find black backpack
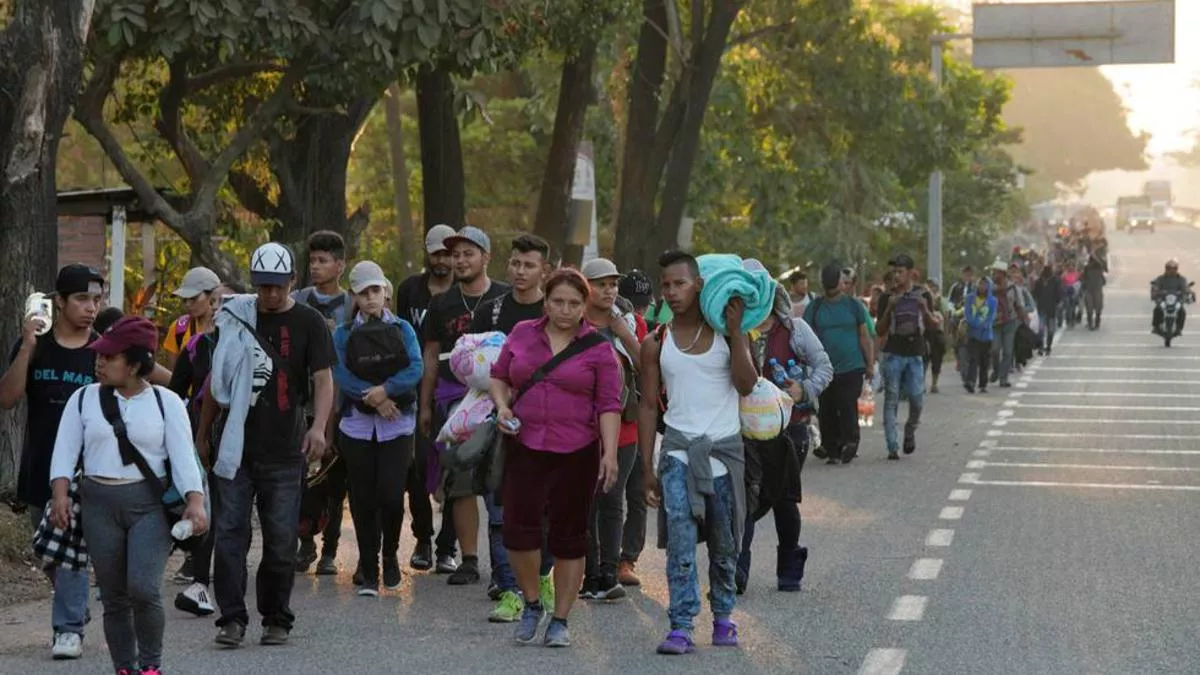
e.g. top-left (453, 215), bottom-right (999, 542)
top-left (344, 318), bottom-right (415, 411)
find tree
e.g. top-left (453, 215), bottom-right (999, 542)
top-left (612, 0), bottom-right (747, 274)
top-left (1002, 68), bottom-right (1148, 201)
top-left (0, 0), bottom-right (96, 490)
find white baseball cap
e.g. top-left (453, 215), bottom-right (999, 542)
top-left (250, 242), bottom-right (295, 286)
top-left (348, 261), bottom-right (389, 294)
top-left (425, 224), bottom-right (457, 254)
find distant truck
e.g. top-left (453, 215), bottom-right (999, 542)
top-left (1117, 195), bottom-right (1153, 230)
top-left (1143, 180), bottom-right (1173, 223)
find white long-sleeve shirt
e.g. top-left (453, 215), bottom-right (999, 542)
top-left (50, 383), bottom-right (205, 498)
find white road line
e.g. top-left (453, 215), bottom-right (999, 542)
top-left (972, 450), bottom-right (991, 457)
top-left (988, 429), bottom-right (1200, 440)
top-left (888, 595), bottom-right (928, 621)
top-left (948, 489), bottom-right (972, 501)
top-left (987, 445), bottom-right (1200, 455)
top-left (959, 472), bottom-right (980, 482)
top-left (979, 439), bottom-right (998, 448)
top-left (1001, 418), bottom-right (1200, 425)
top-left (1037, 366), bottom-right (1200, 373)
top-left (1050, 355), bottom-right (1200, 360)
top-left (960, 478), bottom-right (1200, 492)
top-left (939, 506), bottom-right (964, 520)
top-left (1008, 402), bottom-right (1200, 412)
top-left (859, 648), bottom-right (907, 675)
top-left (908, 558), bottom-right (944, 580)
top-left (926, 529), bottom-right (955, 546)
top-left (966, 459), bottom-right (987, 468)
top-left (974, 460), bottom-right (1200, 472)
top-left (1019, 378), bottom-right (1199, 385)
top-left (1015, 391), bottom-right (1200, 399)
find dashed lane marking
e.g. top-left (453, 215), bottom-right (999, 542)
top-left (986, 445), bottom-right (1200, 455)
top-left (939, 506), bottom-right (964, 520)
top-left (999, 417), bottom-right (1200, 425)
top-left (908, 559), bottom-right (944, 580)
top-left (887, 596), bottom-right (928, 621)
top-left (925, 529), bottom-right (954, 547)
top-left (958, 478), bottom-right (1200, 492)
top-left (1006, 402), bottom-right (1200, 412)
top-left (1017, 378), bottom-right (1199, 385)
top-left (1036, 366), bottom-right (1200, 373)
top-left (988, 430), bottom-right (1200, 440)
top-left (972, 460), bottom-right (1200, 472)
top-left (859, 648), bottom-right (907, 675)
top-left (1014, 391), bottom-right (1200, 399)
top-left (948, 489), bottom-right (972, 501)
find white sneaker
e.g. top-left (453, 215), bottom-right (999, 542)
top-left (51, 632), bottom-right (83, 660)
top-left (174, 582), bottom-right (215, 616)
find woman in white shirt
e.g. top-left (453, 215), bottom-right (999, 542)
top-left (49, 316), bottom-right (206, 675)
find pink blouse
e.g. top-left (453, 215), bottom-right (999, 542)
top-left (491, 317), bottom-right (623, 453)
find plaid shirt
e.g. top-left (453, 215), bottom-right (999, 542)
top-left (30, 476), bottom-right (88, 570)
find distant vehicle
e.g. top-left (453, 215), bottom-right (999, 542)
top-left (1116, 195), bottom-right (1153, 230)
top-left (1126, 207), bottom-right (1155, 233)
top-left (1143, 180), bottom-right (1173, 223)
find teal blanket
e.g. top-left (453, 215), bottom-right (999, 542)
top-left (697, 253), bottom-right (775, 335)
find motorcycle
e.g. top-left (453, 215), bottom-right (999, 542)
top-left (1153, 281), bottom-right (1195, 348)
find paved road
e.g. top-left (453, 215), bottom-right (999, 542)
top-left (2, 227), bottom-right (1198, 674)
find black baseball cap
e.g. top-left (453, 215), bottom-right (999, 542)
top-left (888, 253), bottom-right (915, 269)
top-left (52, 264), bottom-right (105, 298)
top-left (619, 269), bottom-right (653, 305)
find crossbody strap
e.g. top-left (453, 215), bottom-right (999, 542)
top-left (97, 385), bottom-right (168, 492)
top-left (227, 313), bottom-right (291, 378)
top-left (510, 331), bottom-right (606, 408)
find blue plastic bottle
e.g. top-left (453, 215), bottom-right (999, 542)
top-left (786, 359), bottom-right (811, 411)
top-left (768, 358), bottom-right (788, 386)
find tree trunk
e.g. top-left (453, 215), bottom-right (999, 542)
top-left (383, 83), bottom-right (416, 263)
top-left (652, 2), bottom-right (740, 252)
top-left (416, 65), bottom-right (466, 230)
top-left (533, 39), bottom-right (599, 264)
top-left (612, 0), bottom-right (670, 274)
top-left (0, 0), bottom-right (94, 492)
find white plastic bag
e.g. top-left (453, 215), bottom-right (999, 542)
top-left (739, 377), bottom-right (793, 440)
top-left (449, 331), bottom-right (506, 391)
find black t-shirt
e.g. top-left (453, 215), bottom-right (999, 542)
top-left (470, 292), bottom-right (544, 336)
top-left (394, 272), bottom-right (437, 340)
top-left (243, 303), bottom-right (335, 460)
top-left (168, 331), bottom-right (216, 431)
top-left (876, 287), bottom-right (935, 357)
top-left (426, 281), bottom-right (510, 381)
top-left (8, 332), bottom-right (97, 506)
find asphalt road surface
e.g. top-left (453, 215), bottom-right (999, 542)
top-left (2, 226), bottom-right (1198, 674)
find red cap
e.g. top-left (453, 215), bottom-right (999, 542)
top-left (88, 316), bottom-right (159, 355)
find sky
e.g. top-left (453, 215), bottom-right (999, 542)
top-left (941, 0), bottom-right (1200, 158)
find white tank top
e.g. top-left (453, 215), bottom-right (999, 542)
top-left (660, 325), bottom-right (741, 476)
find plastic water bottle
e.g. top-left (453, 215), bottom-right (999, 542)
top-left (786, 360), bottom-right (810, 411)
top-left (857, 382), bottom-right (876, 427)
top-left (768, 358), bottom-right (788, 387)
top-left (171, 519), bottom-right (194, 541)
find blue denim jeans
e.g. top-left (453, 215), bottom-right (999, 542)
top-left (213, 460), bottom-right (303, 629)
top-left (882, 353), bottom-right (925, 452)
top-left (30, 503), bottom-right (90, 636)
top-left (483, 492), bottom-right (516, 592)
top-left (660, 455), bottom-right (737, 633)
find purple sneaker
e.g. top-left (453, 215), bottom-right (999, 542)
top-left (656, 630), bottom-right (695, 655)
top-left (712, 618), bottom-right (739, 647)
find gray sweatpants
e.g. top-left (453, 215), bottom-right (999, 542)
top-left (79, 478), bottom-right (172, 671)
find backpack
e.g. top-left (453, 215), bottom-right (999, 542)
top-left (344, 318), bottom-right (415, 413)
top-left (302, 288), bottom-right (351, 329)
top-left (889, 290), bottom-right (925, 338)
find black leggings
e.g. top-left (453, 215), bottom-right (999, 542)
top-left (925, 333), bottom-right (946, 377)
top-left (339, 431), bottom-right (414, 582)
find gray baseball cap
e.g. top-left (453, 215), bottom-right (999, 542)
top-left (173, 266), bottom-right (221, 299)
top-left (443, 225), bottom-right (491, 254)
top-left (348, 261), bottom-right (389, 294)
top-left (425, 224), bottom-right (457, 254)
top-left (581, 258), bottom-right (621, 280)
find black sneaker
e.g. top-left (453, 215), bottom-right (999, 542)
top-left (435, 554), bottom-right (458, 574)
top-left (260, 625), bottom-right (289, 646)
top-left (448, 560), bottom-right (480, 585)
top-left (578, 577), bottom-right (599, 600)
top-left (594, 574), bottom-right (627, 601)
top-left (840, 443), bottom-right (858, 464)
top-left (410, 541), bottom-right (433, 571)
top-left (315, 553), bottom-right (338, 575)
top-left (357, 581), bottom-right (380, 597)
top-left (295, 540), bottom-right (317, 574)
top-left (215, 622), bottom-right (246, 648)
top-left (903, 433), bottom-right (916, 455)
top-left (382, 557), bottom-right (402, 590)
top-left (887, 450), bottom-right (900, 460)
top-left (352, 564), bottom-right (365, 586)
top-left (812, 445), bottom-right (827, 460)
top-left (172, 553), bottom-right (195, 585)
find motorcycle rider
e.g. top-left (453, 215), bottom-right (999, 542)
top-left (1152, 259), bottom-right (1190, 337)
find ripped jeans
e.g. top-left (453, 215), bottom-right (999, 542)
top-left (660, 455), bottom-right (737, 633)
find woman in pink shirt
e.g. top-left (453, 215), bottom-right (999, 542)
top-left (490, 268), bottom-right (622, 648)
